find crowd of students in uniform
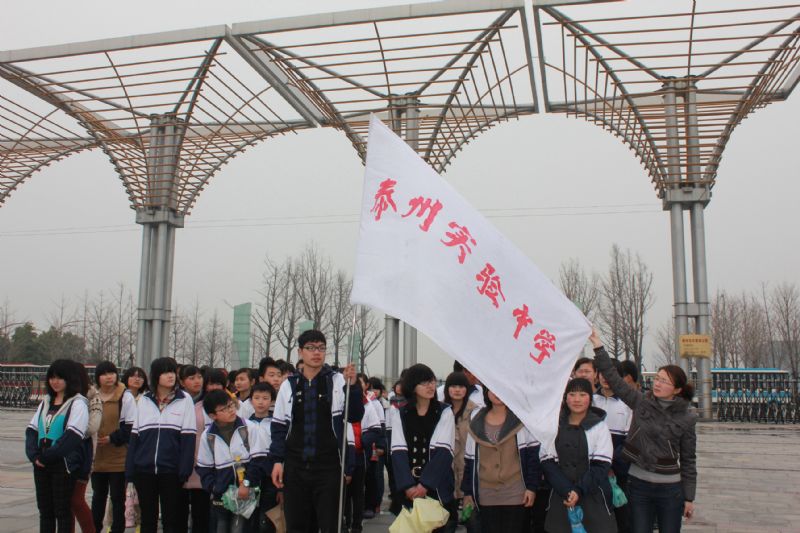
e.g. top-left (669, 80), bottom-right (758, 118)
top-left (26, 327), bottom-right (697, 533)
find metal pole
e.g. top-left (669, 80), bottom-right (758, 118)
top-left (663, 80), bottom-right (691, 375)
top-left (402, 101), bottom-right (420, 368)
top-left (136, 223), bottom-right (152, 368)
top-left (337, 309), bottom-right (359, 533)
top-left (161, 223), bottom-right (177, 358)
top-left (685, 82), bottom-right (713, 419)
top-left (150, 221), bottom-right (169, 358)
top-left (690, 202), bottom-right (712, 418)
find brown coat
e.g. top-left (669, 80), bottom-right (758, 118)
top-left (93, 382), bottom-right (128, 472)
top-left (452, 400), bottom-right (478, 499)
top-left (467, 409), bottom-right (524, 493)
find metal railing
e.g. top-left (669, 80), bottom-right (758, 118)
top-left (714, 386), bottom-right (800, 424)
top-left (0, 368), bottom-right (46, 408)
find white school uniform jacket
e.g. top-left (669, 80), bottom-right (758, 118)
top-left (593, 394), bottom-right (632, 435)
top-left (238, 398), bottom-right (254, 419)
top-left (248, 414), bottom-right (273, 453)
top-left (196, 417), bottom-right (268, 498)
top-left (125, 389), bottom-right (197, 481)
top-left (391, 402), bottom-right (456, 503)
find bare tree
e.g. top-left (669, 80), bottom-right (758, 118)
top-left (598, 245), bottom-right (655, 370)
top-left (771, 283), bottom-right (800, 380)
top-left (559, 258), bottom-right (601, 321)
top-left (86, 290), bottom-right (114, 363)
top-left (203, 310), bottom-right (229, 368)
top-left (296, 244), bottom-right (333, 330)
top-left (328, 270), bottom-right (354, 367)
top-left (354, 306), bottom-right (383, 373)
top-left (276, 258), bottom-right (301, 362)
top-left (654, 319), bottom-right (677, 368)
top-left (737, 292), bottom-right (771, 368)
top-left (47, 295), bottom-right (80, 334)
top-left (252, 257), bottom-right (283, 360)
top-left (185, 301), bottom-right (203, 366)
top-left (711, 290), bottom-right (741, 368)
top-left (169, 304), bottom-right (187, 363)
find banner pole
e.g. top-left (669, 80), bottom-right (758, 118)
top-left (337, 306), bottom-right (359, 533)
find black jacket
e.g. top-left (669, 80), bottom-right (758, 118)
top-left (594, 346), bottom-right (698, 501)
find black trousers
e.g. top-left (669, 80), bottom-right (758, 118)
top-left (34, 461), bottom-right (76, 533)
top-left (530, 487), bottom-right (550, 532)
top-left (344, 454), bottom-right (366, 531)
top-left (251, 487), bottom-right (278, 533)
top-left (283, 460), bottom-right (342, 533)
top-left (479, 505), bottom-right (528, 533)
top-left (364, 454), bottom-right (383, 512)
top-left (134, 472), bottom-right (182, 533)
top-left (176, 487), bottom-right (211, 533)
top-left (91, 471), bottom-right (126, 533)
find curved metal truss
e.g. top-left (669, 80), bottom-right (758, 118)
top-left (233, 4), bottom-right (537, 172)
top-left (0, 76), bottom-right (95, 205)
top-left (0, 0), bottom-right (798, 211)
top-left (536, 1), bottom-right (800, 195)
top-left (0, 27), bottom-right (311, 214)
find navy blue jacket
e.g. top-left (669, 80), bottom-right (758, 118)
top-left (125, 389), bottom-right (197, 482)
top-left (270, 365), bottom-right (364, 464)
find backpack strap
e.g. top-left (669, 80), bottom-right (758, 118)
top-left (237, 425), bottom-right (250, 454)
top-left (207, 432), bottom-right (216, 463)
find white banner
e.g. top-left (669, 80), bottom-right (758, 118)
top-left (351, 115), bottom-right (590, 449)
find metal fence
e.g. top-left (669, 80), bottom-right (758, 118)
top-left (4, 366), bottom-right (800, 424)
top-left (714, 387), bottom-right (800, 424)
top-left (0, 367), bottom-right (47, 408)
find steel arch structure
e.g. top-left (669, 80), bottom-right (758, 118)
top-left (0, 0), bottom-right (798, 418)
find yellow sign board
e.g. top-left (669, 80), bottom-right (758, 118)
top-left (679, 334), bottom-right (712, 358)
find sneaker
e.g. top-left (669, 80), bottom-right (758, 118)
top-left (362, 509), bottom-right (376, 520)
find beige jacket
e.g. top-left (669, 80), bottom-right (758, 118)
top-left (452, 400), bottom-right (478, 499)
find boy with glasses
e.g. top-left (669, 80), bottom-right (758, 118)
top-left (197, 390), bottom-right (269, 533)
top-left (270, 330), bottom-right (364, 532)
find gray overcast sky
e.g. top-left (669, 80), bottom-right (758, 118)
top-left (1, 1), bottom-right (798, 377)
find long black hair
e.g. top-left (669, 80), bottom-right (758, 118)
top-left (45, 359), bottom-right (83, 401)
top-left (443, 371), bottom-right (470, 420)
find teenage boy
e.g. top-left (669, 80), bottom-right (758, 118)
top-left (240, 360), bottom-right (282, 420)
top-left (258, 358), bottom-right (284, 391)
top-left (270, 329), bottom-right (364, 533)
top-left (572, 357), bottom-right (598, 386)
top-left (248, 382), bottom-right (278, 533)
top-left (196, 390), bottom-right (268, 533)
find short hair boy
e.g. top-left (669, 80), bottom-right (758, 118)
top-left (197, 390), bottom-right (268, 533)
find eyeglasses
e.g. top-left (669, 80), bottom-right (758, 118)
top-left (215, 402), bottom-right (236, 414)
top-left (653, 376), bottom-right (674, 387)
top-left (302, 344), bottom-right (326, 353)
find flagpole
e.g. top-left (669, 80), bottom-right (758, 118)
top-left (337, 306), bottom-right (359, 533)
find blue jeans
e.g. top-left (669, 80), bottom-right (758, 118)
top-left (212, 502), bottom-right (245, 533)
top-left (628, 476), bottom-right (685, 533)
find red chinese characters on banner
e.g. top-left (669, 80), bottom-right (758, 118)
top-left (512, 304), bottom-right (533, 340)
top-left (402, 196), bottom-right (443, 232)
top-left (475, 263), bottom-right (505, 308)
top-left (530, 329), bottom-right (557, 364)
top-left (440, 222), bottom-right (477, 264)
top-left (371, 178), bottom-right (398, 221)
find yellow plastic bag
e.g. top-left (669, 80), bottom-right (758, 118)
top-left (388, 507), bottom-right (419, 533)
top-left (388, 498), bottom-right (450, 533)
top-left (413, 497), bottom-right (450, 531)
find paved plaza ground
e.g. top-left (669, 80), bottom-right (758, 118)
top-left (2, 409), bottom-right (798, 532)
